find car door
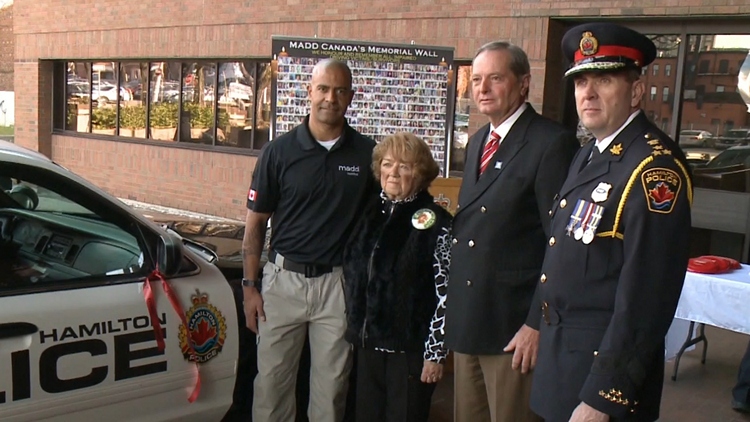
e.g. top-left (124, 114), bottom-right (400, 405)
top-left (0, 160), bottom-right (238, 421)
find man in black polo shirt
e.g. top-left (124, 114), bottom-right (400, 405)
top-left (242, 59), bottom-right (376, 422)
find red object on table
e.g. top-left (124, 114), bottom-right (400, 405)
top-left (687, 255), bottom-right (741, 274)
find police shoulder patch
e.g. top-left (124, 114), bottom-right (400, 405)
top-left (641, 167), bottom-right (682, 214)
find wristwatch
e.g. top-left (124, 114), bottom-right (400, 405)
top-left (242, 278), bottom-right (262, 291)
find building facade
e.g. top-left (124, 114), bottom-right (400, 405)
top-left (0, 2), bottom-right (11, 92)
top-left (12, 1), bottom-right (750, 221)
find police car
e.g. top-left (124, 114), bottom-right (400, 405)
top-left (0, 141), bottom-right (238, 421)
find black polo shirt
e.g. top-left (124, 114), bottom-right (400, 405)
top-left (247, 116), bottom-right (377, 266)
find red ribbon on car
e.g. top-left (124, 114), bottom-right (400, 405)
top-left (143, 270), bottom-right (202, 403)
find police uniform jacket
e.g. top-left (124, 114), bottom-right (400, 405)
top-left (529, 111), bottom-right (693, 421)
top-left (445, 105), bottom-right (578, 355)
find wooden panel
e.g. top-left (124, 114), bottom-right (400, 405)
top-left (429, 177), bottom-right (462, 215)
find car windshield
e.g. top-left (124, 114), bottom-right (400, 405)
top-left (705, 149), bottom-right (750, 168)
top-left (35, 186), bottom-right (97, 215)
top-left (5, 181), bottom-right (96, 215)
top-left (726, 130), bottom-right (749, 138)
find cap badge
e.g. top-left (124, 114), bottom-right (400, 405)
top-left (579, 31), bottom-right (599, 56)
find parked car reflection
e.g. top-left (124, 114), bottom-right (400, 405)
top-left (715, 129), bottom-right (750, 150)
top-left (698, 145), bottom-right (750, 169)
top-left (679, 130), bottom-right (713, 148)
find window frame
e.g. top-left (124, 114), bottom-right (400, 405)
top-left (0, 161), bottom-right (205, 297)
top-left (623, 19), bottom-right (750, 140)
top-left (53, 58), bottom-right (272, 156)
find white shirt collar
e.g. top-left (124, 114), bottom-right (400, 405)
top-left (594, 110), bottom-right (641, 153)
top-left (489, 102), bottom-right (528, 142)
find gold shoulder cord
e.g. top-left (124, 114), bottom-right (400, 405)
top-left (597, 156), bottom-right (692, 240)
top-left (674, 159), bottom-right (694, 205)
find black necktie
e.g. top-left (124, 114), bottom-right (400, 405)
top-left (580, 142), bottom-right (600, 173)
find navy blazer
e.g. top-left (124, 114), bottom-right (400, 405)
top-left (445, 104), bottom-right (579, 355)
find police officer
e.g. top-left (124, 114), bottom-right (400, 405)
top-left (529, 23), bottom-right (693, 422)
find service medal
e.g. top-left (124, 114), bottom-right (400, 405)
top-left (567, 199), bottom-right (587, 238)
top-left (582, 229), bottom-right (595, 244)
top-left (412, 208), bottom-right (436, 230)
top-left (574, 227), bottom-right (584, 240)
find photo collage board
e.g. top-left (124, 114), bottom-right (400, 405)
top-left (271, 36), bottom-right (456, 175)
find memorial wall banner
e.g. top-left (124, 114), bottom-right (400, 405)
top-left (271, 36), bottom-right (456, 174)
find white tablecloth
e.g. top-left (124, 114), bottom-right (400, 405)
top-left (675, 264), bottom-right (750, 335)
top-left (665, 264), bottom-right (750, 360)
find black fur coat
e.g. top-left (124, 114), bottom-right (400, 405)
top-left (343, 190), bottom-right (452, 352)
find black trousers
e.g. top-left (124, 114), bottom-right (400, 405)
top-left (355, 347), bottom-right (436, 422)
top-left (734, 339), bottom-right (750, 404)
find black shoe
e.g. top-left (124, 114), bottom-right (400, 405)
top-left (732, 399), bottom-right (750, 413)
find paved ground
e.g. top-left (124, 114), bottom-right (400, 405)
top-left (429, 326), bottom-right (750, 422)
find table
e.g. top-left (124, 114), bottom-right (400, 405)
top-left (668, 264), bottom-right (750, 380)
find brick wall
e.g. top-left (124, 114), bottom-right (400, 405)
top-left (0, 4), bottom-right (12, 91)
top-left (51, 135), bottom-right (258, 221)
top-left (11, 0), bottom-right (750, 218)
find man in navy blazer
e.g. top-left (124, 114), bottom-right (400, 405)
top-left (444, 41), bottom-right (578, 422)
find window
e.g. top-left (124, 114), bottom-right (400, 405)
top-left (0, 164), bottom-right (147, 292)
top-left (650, 86), bottom-right (657, 101)
top-left (652, 64), bottom-right (659, 76)
top-left (665, 64), bottom-right (672, 76)
top-left (119, 62), bottom-right (148, 138)
top-left (642, 66), bottom-right (648, 76)
top-left (680, 33), bottom-right (750, 176)
top-left (718, 59), bottom-right (729, 74)
top-left (65, 62), bottom-right (91, 133)
top-left (698, 60), bottom-right (710, 74)
top-left (662, 86), bottom-right (670, 102)
top-left (180, 61), bottom-right (216, 145)
top-left (54, 59), bottom-right (272, 151)
top-left (148, 62), bottom-right (179, 141)
top-left (450, 63), bottom-right (473, 174)
top-left (215, 62), bottom-right (272, 150)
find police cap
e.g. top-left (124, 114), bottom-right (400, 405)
top-left (562, 23), bottom-right (656, 77)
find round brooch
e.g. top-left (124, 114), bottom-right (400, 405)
top-left (412, 208), bottom-right (436, 230)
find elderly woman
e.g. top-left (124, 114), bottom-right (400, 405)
top-left (343, 132), bottom-right (452, 422)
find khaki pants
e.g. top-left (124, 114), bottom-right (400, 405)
top-left (454, 352), bottom-right (543, 422)
top-left (252, 261), bottom-right (352, 422)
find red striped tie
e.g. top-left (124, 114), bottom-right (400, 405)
top-left (479, 131), bottom-right (501, 175)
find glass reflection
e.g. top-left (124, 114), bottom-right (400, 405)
top-left (216, 61), bottom-right (255, 147)
top-left (180, 62), bottom-right (216, 144)
top-left (148, 61), bottom-right (180, 141)
top-left (89, 62), bottom-right (118, 136)
top-left (254, 63), bottom-right (272, 150)
top-left (65, 61), bottom-right (91, 133)
top-left (685, 34), bottom-right (750, 192)
top-left (450, 65), bottom-right (472, 173)
top-left (640, 35), bottom-right (680, 134)
top-left (118, 62), bottom-right (148, 138)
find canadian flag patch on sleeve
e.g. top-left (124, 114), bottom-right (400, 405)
top-left (248, 189), bottom-right (257, 201)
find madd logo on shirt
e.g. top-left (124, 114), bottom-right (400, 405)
top-left (338, 165), bottom-right (360, 176)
